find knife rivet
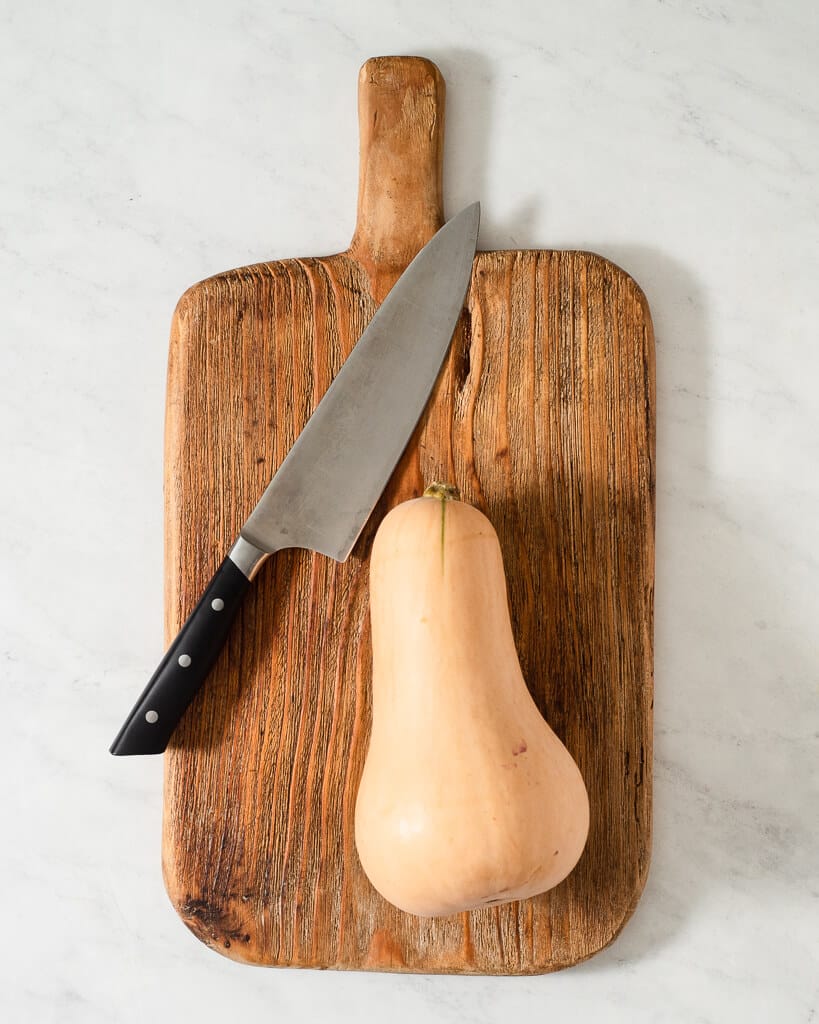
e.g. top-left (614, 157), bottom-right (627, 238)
top-left (178, 654), bottom-right (192, 668)
top-left (211, 598), bottom-right (225, 611)
top-left (145, 710), bottom-right (159, 724)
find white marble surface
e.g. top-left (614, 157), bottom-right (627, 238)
top-left (2, 0), bottom-right (817, 1019)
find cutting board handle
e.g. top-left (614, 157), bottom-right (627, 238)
top-left (350, 56), bottom-right (445, 269)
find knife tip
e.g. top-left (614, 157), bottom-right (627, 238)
top-left (449, 201), bottom-right (480, 244)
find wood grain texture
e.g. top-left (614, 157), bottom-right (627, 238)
top-left (162, 56), bottom-right (655, 974)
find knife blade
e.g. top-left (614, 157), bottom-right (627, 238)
top-left (110, 202), bottom-right (480, 756)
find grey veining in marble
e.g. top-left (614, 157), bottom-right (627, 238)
top-left (1, 0), bottom-right (817, 1021)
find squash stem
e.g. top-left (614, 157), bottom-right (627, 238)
top-left (423, 482), bottom-right (459, 571)
top-left (423, 482), bottom-right (459, 502)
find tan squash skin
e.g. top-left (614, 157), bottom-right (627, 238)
top-left (355, 488), bottom-right (590, 918)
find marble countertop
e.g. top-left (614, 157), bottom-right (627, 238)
top-left (2, 1), bottom-right (817, 1020)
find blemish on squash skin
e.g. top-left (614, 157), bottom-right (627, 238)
top-left (512, 741), bottom-right (528, 756)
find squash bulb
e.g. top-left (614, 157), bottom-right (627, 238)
top-left (355, 484), bottom-right (589, 918)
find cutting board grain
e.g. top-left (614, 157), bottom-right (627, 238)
top-left (162, 56), bottom-right (655, 974)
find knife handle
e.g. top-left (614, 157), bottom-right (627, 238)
top-left (110, 550), bottom-right (258, 756)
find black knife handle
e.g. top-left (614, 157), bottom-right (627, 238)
top-left (110, 554), bottom-right (254, 756)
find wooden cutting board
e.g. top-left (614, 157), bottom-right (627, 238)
top-left (162, 56), bottom-right (655, 974)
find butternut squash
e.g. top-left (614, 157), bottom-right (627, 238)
top-left (355, 484), bottom-right (590, 918)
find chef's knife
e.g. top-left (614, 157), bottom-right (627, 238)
top-left (110, 202), bottom-right (480, 756)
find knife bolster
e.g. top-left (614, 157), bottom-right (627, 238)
top-left (228, 536), bottom-right (269, 580)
